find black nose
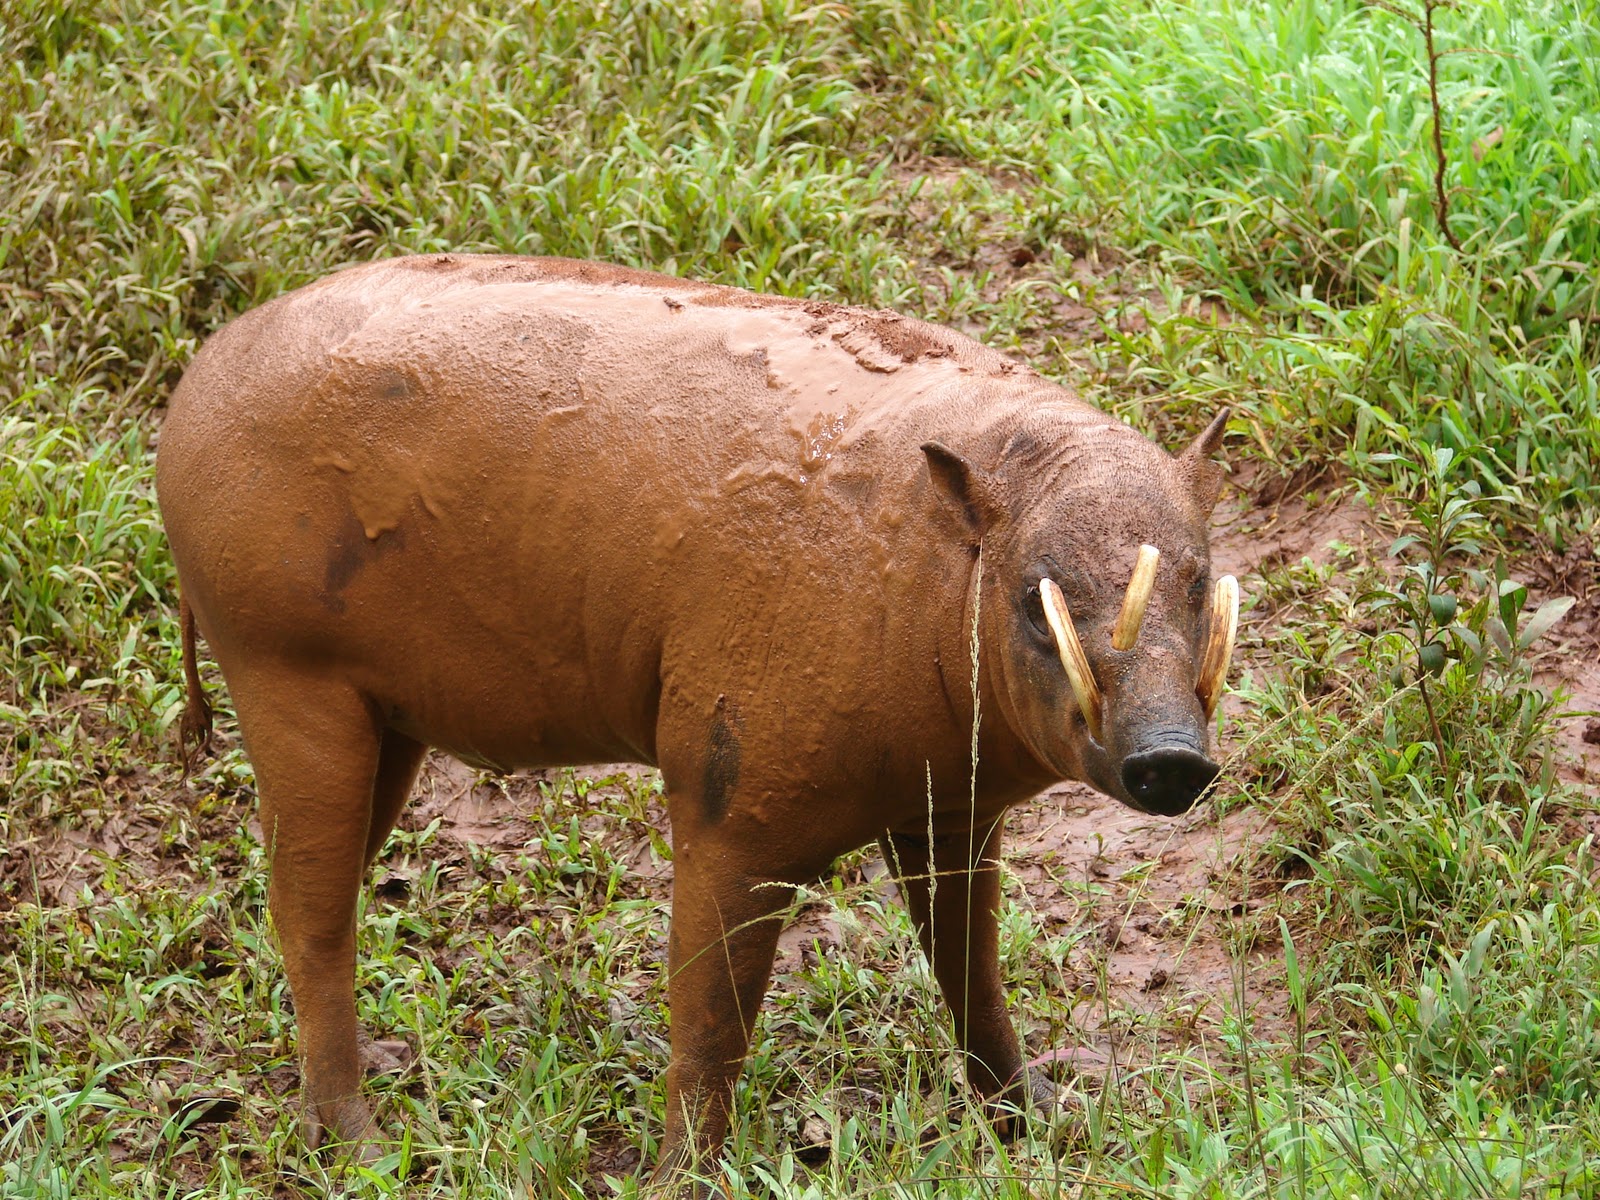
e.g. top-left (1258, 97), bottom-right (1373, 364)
top-left (1120, 748), bottom-right (1220, 816)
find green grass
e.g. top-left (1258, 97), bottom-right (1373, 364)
top-left (3, 0), bottom-right (1599, 1196)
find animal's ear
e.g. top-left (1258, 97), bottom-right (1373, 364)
top-left (922, 441), bottom-right (1001, 541)
top-left (1175, 408), bottom-right (1231, 514)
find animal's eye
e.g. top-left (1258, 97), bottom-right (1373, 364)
top-left (1023, 583), bottom-right (1050, 637)
top-left (1188, 576), bottom-right (1207, 607)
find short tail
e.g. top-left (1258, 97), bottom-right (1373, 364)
top-left (178, 596), bottom-right (214, 775)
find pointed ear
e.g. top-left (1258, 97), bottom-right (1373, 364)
top-left (1176, 408), bottom-right (1231, 514)
top-left (922, 441), bottom-right (1001, 541)
top-left (1183, 408), bottom-right (1231, 460)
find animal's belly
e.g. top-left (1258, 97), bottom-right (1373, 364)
top-left (335, 638), bottom-right (654, 770)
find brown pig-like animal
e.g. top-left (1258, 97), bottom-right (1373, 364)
top-left (156, 255), bottom-right (1238, 1184)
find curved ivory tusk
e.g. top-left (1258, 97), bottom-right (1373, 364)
top-left (1111, 544), bottom-right (1160, 651)
top-left (1040, 578), bottom-right (1104, 742)
top-left (1197, 575), bottom-right (1240, 718)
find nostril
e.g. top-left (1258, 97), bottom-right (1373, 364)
top-left (1119, 748), bottom-right (1220, 816)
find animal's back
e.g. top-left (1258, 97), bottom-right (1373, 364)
top-left (157, 255), bottom-right (1056, 777)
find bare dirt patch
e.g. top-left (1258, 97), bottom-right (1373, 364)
top-left (1006, 789), bottom-right (1285, 1062)
top-left (1526, 536), bottom-right (1600, 793)
top-left (883, 156), bottom-right (1130, 352)
top-left (1209, 474), bottom-right (1383, 581)
top-left (883, 154), bottom-right (1242, 375)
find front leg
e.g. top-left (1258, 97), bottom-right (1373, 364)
top-left (880, 819), bottom-right (1054, 1130)
top-left (653, 826), bottom-right (796, 1190)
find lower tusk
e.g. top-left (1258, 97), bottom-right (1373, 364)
top-left (1111, 544), bottom-right (1160, 651)
top-left (1197, 575), bottom-right (1240, 718)
top-left (1040, 578), bottom-right (1105, 742)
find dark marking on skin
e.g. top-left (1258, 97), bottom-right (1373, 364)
top-left (703, 694), bottom-right (742, 824)
top-left (376, 367), bottom-right (410, 401)
top-left (871, 745), bottom-right (896, 795)
top-left (321, 510), bottom-right (405, 613)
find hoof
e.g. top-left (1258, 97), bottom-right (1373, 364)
top-left (301, 1091), bottom-right (381, 1161)
top-left (989, 1047), bottom-right (1108, 1141)
top-left (357, 1028), bottom-right (414, 1076)
top-left (645, 1179), bottom-right (730, 1200)
top-left (646, 1145), bottom-right (731, 1200)
top-left (973, 1071), bottom-right (1047, 1141)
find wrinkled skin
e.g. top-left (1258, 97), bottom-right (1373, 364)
top-left (156, 255), bottom-right (1231, 1190)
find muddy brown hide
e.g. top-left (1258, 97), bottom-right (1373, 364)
top-left (157, 255), bottom-right (1230, 1185)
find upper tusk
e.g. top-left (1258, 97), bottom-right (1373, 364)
top-left (1197, 574), bottom-right (1240, 718)
top-left (1110, 544), bottom-right (1160, 651)
top-left (1040, 578), bottom-right (1105, 742)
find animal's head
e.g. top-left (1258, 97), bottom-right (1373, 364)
top-left (924, 408), bottom-right (1237, 817)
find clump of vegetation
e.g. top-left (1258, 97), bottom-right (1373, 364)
top-left (3, 1), bottom-right (1596, 1196)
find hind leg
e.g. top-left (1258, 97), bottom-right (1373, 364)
top-left (357, 729), bottom-right (428, 1076)
top-left (232, 669), bottom-right (385, 1154)
top-left (364, 729), bottom-right (426, 869)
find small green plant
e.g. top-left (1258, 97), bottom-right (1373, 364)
top-left (1364, 444), bottom-right (1572, 766)
top-left (1363, 444), bottom-right (1574, 700)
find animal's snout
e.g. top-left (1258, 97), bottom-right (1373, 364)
top-left (1119, 747), bottom-right (1219, 816)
